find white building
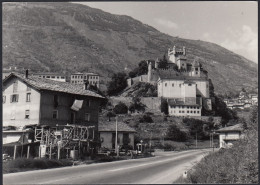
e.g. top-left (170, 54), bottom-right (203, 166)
top-left (71, 72), bottom-right (100, 88)
top-left (216, 124), bottom-right (243, 148)
top-left (32, 73), bottom-right (66, 82)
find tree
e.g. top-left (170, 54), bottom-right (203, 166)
top-left (106, 111), bottom-right (116, 121)
top-left (139, 114), bottom-right (153, 123)
top-left (107, 72), bottom-right (127, 96)
top-left (158, 54), bottom-right (168, 69)
top-left (166, 124), bottom-right (189, 142)
top-left (161, 99), bottom-right (169, 115)
top-left (128, 96), bottom-right (145, 113)
top-left (137, 60), bottom-right (148, 76)
top-left (113, 102), bottom-right (128, 114)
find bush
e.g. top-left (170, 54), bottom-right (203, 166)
top-left (113, 102), bottom-right (128, 114)
top-left (166, 124), bottom-right (189, 142)
top-left (107, 72), bottom-right (127, 96)
top-left (3, 158), bottom-right (73, 174)
top-left (186, 106), bottom-right (258, 183)
top-left (161, 99), bottom-right (169, 115)
top-left (139, 114), bottom-right (153, 123)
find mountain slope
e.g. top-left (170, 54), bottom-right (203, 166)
top-left (2, 2), bottom-right (258, 94)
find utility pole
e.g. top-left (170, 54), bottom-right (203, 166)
top-left (196, 132), bottom-right (197, 148)
top-left (115, 117), bottom-right (119, 157)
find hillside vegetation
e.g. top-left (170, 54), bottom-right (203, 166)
top-left (181, 106), bottom-right (258, 183)
top-left (3, 2), bottom-right (258, 94)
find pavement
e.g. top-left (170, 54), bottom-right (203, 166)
top-left (3, 149), bottom-right (212, 184)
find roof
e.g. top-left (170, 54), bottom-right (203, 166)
top-left (216, 124), bottom-right (243, 132)
top-left (3, 73), bottom-right (105, 99)
top-left (168, 98), bottom-right (201, 106)
top-left (32, 72), bottom-right (65, 76)
top-left (98, 121), bottom-right (136, 132)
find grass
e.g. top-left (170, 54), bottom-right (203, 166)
top-left (3, 158), bottom-right (73, 174)
top-left (176, 115), bottom-right (258, 183)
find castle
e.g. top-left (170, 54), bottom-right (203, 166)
top-left (127, 45), bottom-right (213, 117)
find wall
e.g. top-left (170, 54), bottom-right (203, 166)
top-left (168, 105), bottom-right (201, 117)
top-left (100, 132), bottom-right (135, 149)
top-left (195, 80), bottom-right (209, 98)
top-left (3, 77), bottom-right (41, 127)
top-left (40, 92), bottom-right (100, 126)
top-left (158, 79), bottom-right (184, 98)
top-left (140, 97), bottom-right (161, 112)
top-left (219, 131), bottom-right (241, 148)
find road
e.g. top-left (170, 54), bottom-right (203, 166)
top-left (3, 149), bottom-right (211, 184)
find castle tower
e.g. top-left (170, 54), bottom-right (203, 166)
top-left (155, 58), bottom-right (159, 69)
top-left (191, 60), bottom-right (201, 77)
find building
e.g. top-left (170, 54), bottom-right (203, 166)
top-left (32, 72), bottom-right (66, 82)
top-left (70, 72), bottom-right (100, 88)
top-left (216, 124), bottom-right (244, 148)
top-left (3, 72), bottom-right (105, 134)
top-left (98, 121), bottom-right (136, 150)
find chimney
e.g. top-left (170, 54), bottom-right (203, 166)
top-left (25, 69), bottom-right (29, 78)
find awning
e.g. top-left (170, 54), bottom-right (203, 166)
top-left (71, 99), bottom-right (84, 111)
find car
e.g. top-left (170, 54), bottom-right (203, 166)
top-left (3, 154), bottom-right (11, 161)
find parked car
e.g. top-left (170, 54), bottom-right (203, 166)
top-left (3, 154), bottom-right (11, 161)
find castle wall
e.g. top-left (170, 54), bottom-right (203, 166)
top-left (195, 80), bottom-right (209, 98)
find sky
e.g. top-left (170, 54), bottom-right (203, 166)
top-left (74, 1), bottom-right (258, 63)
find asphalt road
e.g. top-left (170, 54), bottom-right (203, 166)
top-left (3, 149), bottom-right (211, 184)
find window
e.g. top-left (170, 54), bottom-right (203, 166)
top-left (10, 94), bottom-right (19, 103)
top-left (39, 76), bottom-right (41, 77)
top-left (61, 77), bottom-right (65, 79)
top-left (179, 84), bottom-right (181, 87)
top-left (26, 93), bottom-right (31, 102)
top-left (13, 81), bottom-right (18, 93)
top-left (191, 111), bottom-right (193, 113)
top-left (165, 83), bottom-right (167, 87)
top-left (51, 76), bottom-right (55, 79)
top-left (53, 110), bottom-right (58, 119)
top-left (86, 99), bottom-right (90, 107)
top-left (179, 111), bottom-right (181, 113)
top-left (182, 111), bottom-right (184, 113)
top-left (188, 83), bottom-right (192, 86)
top-left (47, 76), bottom-right (50, 78)
top-left (172, 83), bottom-right (174, 87)
top-left (43, 76), bottom-right (45, 78)
top-left (195, 67), bottom-right (198, 71)
top-left (57, 76), bottom-right (60, 79)
top-left (195, 72), bottom-right (198, 74)
top-left (197, 111), bottom-right (200, 114)
top-left (187, 111), bottom-right (189, 113)
top-left (54, 95), bottom-right (58, 107)
top-left (187, 106), bottom-right (189, 109)
top-left (85, 113), bottom-right (90, 121)
top-left (25, 110), bottom-right (30, 119)
top-left (3, 95), bottom-right (6, 104)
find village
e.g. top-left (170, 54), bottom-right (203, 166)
top-left (3, 45), bottom-right (255, 162)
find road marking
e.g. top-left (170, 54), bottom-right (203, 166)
top-left (109, 150), bottom-right (207, 172)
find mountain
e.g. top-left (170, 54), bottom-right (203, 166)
top-left (2, 2), bottom-right (258, 94)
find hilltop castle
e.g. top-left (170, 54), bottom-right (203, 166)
top-left (127, 45), bottom-right (213, 117)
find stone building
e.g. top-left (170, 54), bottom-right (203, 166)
top-left (127, 45), bottom-right (213, 117)
top-left (71, 72), bottom-right (100, 88)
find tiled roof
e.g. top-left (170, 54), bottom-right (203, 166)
top-left (98, 121), bottom-right (136, 132)
top-left (216, 124), bottom-right (243, 132)
top-left (4, 73), bottom-right (105, 99)
top-left (168, 97), bottom-right (201, 106)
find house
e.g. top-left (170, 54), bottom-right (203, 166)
top-left (216, 124), bottom-right (244, 148)
top-left (98, 121), bottom-right (136, 150)
top-left (32, 72), bottom-right (66, 82)
top-left (3, 72), bottom-right (105, 140)
top-left (70, 72), bottom-right (100, 88)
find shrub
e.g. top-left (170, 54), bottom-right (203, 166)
top-left (113, 102), bottom-right (128, 114)
top-left (161, 99), bottom-right (168, 115)
top-left (139, 114), bottom-right (153, 123)
top-left (166, 124), bottom-right (189, 142)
